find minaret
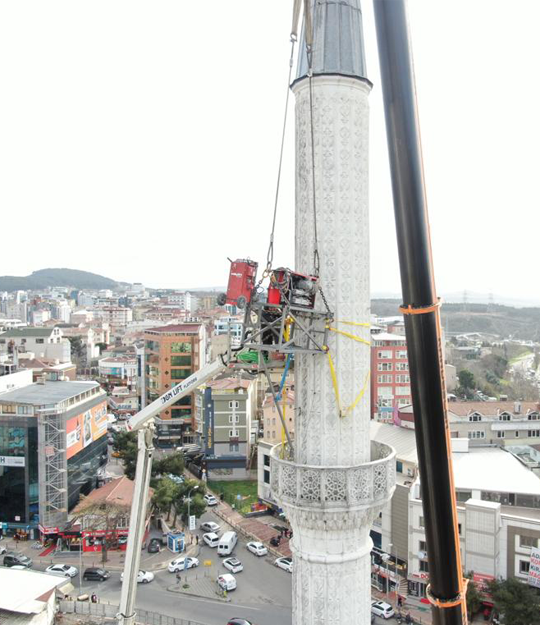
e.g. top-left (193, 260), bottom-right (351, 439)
top-left (270, 2), bottom-right (395, 624)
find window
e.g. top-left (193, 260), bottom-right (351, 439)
top-left (419, 560), bottom-right (429, 572)
top-left (469, 413), bottom-right (482, 422)
top-left (396, 362), bottom-right (409, 371)
top-left (378, 375), bottom-right (393, 383)
top-left (396, 350), bottom-right (407, 359)
top-left (396, 461), bottom-right (403, 473)
top-left (272, 430), bottom-right (276, 438)
top-left (468, 431), bottom-right (486, 439)
top-left (378, 387), bottom-right (393, 397)
top-left (377, 363), bottom-right (393, 371)
top-left (170, 342), bottom-right (191, 353)
top-left (229, 443), bottom-right (239, 453)
top-left (17, 405), bottom-right (32, 415)
top-left (395, 387), bottom-right (411, 396)
top-left (229, 401), bottom-right (239, 409)
top-left (528, 413), bottom-right (540, 421)
top-left (264, 455), bottom-right (270, 467)
top-left (520, 535), bottom-right (538, 548)
top-left (397, 398), bottom-right (410, 406)
top-left (519, 560), bottom-right (530, 575)
top-left (395, 375), bottom-right (410, 383)
top-left (419, 541), bottom-right (426, 552)
top-left (171, 369), bottom-right (190, 380)
top-left (499, 413), bottom-right (511, 421)
top-left (228, 415), bottom-right (239, 424)
top-left (528, 431), bottom-right (540, 438)
top-left (170, 355), bottom-right (191, 366)
top-left (497, 431), bottom-right (505, 439)
top-left (419, 516), bottom-right (424, 527)
top-left (378, 350), bottom-right (392, 359)
top-left (229, 430), bottom-right (238, 438)
top-left (264, 470), bottom-right (270, 484)
top-left (378, 398), bottom-right (393, 408)
top-left (35, 338), bottom-right (44, 344)
top-left (0, 404), bottom-right (16, 414)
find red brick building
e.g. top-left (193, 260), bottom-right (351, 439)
top-left (370, 332), bottom-right (411, 422)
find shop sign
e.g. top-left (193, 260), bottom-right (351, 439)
top-left (38, 524), bottom-right (59, 534)
top-left (528, 547), bottom-right (540, 588)
top-left (0, 455), bottom-right (25, 467)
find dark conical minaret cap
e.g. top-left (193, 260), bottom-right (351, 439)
top-left (296, 0), bottom-right (368, 81)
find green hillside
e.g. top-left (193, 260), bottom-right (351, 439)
top-left (0, 268), bottom-right (120, 291)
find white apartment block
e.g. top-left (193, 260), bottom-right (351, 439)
top-left (213, 317), bottom-right (243, 347)
top-left (167, 292), bottom-right (199, 313)
top-left (370, 423), bottom-right (540, 599)
top-left (0, 327), bottom-right (71, 363)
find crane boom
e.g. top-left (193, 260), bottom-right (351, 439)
top-left (117, 356), bottom-right (229, 625)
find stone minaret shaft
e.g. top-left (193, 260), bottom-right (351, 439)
top-left (270, 2), bottom-right (395, 624)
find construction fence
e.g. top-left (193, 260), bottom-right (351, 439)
top-left (58, 600), bottom-right (206, 625)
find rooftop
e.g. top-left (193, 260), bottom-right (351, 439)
top-left (372, 332), bottom-right (407, 343)
top-left (0, 327), bottom-right (54, 338)
top-left (449, 401), bottom-right (540, 418)
top-left (0, 568), bottom-right (68, 614)
top-left (145, 323), bottom-right (202, 334)
top-left (370, 422), bottom-right (417, 464)
top-left (0, 380), bottom-right (100, 405)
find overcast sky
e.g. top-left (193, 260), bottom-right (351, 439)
top-left (1, 1), bottom-right (539, 304)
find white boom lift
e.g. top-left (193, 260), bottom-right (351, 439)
top-left (117, 356), bottom-right (228, 625)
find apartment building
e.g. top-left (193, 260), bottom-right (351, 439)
top-left (166, 292), bottom-right (200, 313)
top-left (213, 316), bottom-right (243, 347)
top-left (143, 323), bottom-right (206, 445)
top-left (195, 374), bottom-right (258, 479)
top-left (98, 356), bottom-right (137, 389)
top-left (94, 306), bottom-right (133, 329)
top-left (262, 390), bottom-right (295, 444)
top-left (448, 401), bottom-right (540, 446)
top-left (370, 422), bottom-right (540, 599)
top-left (0, 327), bottom-right (71, 363)
top-left (370, 332), bottom-right (411, 422)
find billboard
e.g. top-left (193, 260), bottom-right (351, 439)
top-left (203, 387), bottom-right (214, 456)
top-left (66, 401), bottom-right (108, 459)
top-left (528, 547), bottom-right (540, 588)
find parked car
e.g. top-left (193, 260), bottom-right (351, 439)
top-left (121, 570), bottom-right (154, 584)
top-left (203, 532), bottom-right (220, 548)
top-left (246, 541), bottom-right (268, 557)
top-left (83, 567), bottom-right (110, 581)
top-left (274, 557), bottom-right (293, 573)
top-left (200, 521), bottom-right (220, 533)
top-left (3, 553), bottom-right (32, 568)
top-left (227, 620), bottom-right (253, 625)
top-left (147, 538), bottom-right (161, 553)
top-left (217, 573), bottom-right (237, 591)
top-left (45, 564), bottom-right (78, 578)
top-left (370, 600), bottom-right (395, 620)
top-left (222, 557), bottom-right (243, 573)
top-left (168, 557), bottom-right (199, 573)
top-left (204, 493), bottom-right (218, 506)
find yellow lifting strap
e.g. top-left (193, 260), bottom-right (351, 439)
top-left (326, 351), bottom-right (370, 419)
top-left (325, 319), bottom-right (371, 418)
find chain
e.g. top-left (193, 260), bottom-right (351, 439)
top-left (307, 44), bottom-right (320, 277)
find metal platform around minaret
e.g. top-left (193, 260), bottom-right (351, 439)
top-left (241, 301), bottom-right (331, 356)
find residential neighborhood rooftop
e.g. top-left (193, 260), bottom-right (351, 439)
top-left (0, 380), bottom-right (100, 405)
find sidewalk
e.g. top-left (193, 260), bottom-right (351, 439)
top-left (372, 588), bottom-right (432, 625)
top-left (211, 500), bottom-right (292, 559)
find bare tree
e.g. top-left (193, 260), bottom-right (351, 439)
top-left (76, 499), bottom-right (129, 564)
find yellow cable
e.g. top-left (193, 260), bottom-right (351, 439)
top-left (342, 370), bottom-right (371, 417)
top-left (326, 350), bottom-right (343, 417)
top-left (334, 320), bottom-right (370, 328)
top-left (328, 327), bottom-right (371, 346)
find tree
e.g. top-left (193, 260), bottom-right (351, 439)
top-left (488, 577), bottom-right (540, 625)
top-left (465, 574), bottom-right (483, 620)
top-left (172, 479), bottom-right (207, 525)
top-left (151, 477), bottom-right (180, 521)
top-left (76, 499), bottom-right (129, 564)
top-left (68, 336), bottom-right (84, 360)
top-left (95, 342), bottom-right (108, 354)
top-left (154, 453), bottom-right (185, 478)
top-left (112, 431), bottom-right (138, 480)
top-left (458, 369), bottom-right (476, 390)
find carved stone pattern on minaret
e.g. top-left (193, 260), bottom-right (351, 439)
top-left (293, 76), bottom-right (371, 469)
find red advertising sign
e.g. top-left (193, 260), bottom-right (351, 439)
top-left (66, 401), bottom-right (108, 459)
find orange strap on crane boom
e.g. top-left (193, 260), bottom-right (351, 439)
top-left (399, 298), bottom-right (442, 316)
top-left (426, 578), bottom-right (468, 610)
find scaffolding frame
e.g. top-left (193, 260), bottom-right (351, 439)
top-left (37, 408), bottom-right (68, 529)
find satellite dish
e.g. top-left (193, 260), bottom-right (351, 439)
top-left (417, 550), bottom-right (427, 560)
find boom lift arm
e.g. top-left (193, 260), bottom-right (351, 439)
top-left (117, 357), bottom-right (228, 625)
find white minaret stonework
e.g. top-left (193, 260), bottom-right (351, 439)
top-left (270, 2), bottom-right (396, 624)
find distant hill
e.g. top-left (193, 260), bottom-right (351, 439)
top-left (372, 299), bottom-right (540, 341)
top-left (0, 268), bottom-right (120, 292)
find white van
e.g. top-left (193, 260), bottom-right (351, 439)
top-left (203, 532), bottom-right (220, 548)
top-left (217, 573), bottom-right (237, 591)
top-left (217, 531), bottom-right (238, 556)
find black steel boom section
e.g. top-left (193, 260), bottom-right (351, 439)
top-left (372, 1), bottom-right (467, 624)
